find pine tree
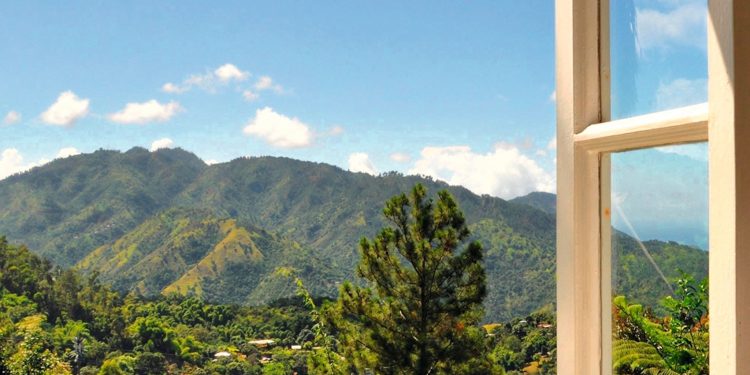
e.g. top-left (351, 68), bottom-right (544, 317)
top-left (328, 184), bottom-right (492, 374)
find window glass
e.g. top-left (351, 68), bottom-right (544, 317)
top-left (609, 142), bottom-right (709, 374)
top-left (610, 0), bottom-right (708, 119)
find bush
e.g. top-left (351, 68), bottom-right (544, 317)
top-left (133, 351), bottom-right (166, 375)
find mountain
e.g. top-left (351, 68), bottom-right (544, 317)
top-left (0, 148), bottom-right (707, 321)
top-left (0, 147), bottom-right (206, 266)
top-left (510, 191), bottom-right (556, 215)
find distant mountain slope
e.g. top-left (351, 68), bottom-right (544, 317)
top-left (0, 148), bottom-right (707, 321)
top-left (0, 147), bottom-right (206, 265)
top-left (75, 207), bottom-right (339, 305)
top-left (611, 230), bottom-right (707, 314)
top-left (510, 192), bottom-right (556, 215)
top-left (173, 157), bottom-right (555, 276)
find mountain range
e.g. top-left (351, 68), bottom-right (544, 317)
top-left (0, 147), bottom-right (707, 321)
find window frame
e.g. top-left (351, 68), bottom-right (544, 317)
top-left (555, 0), bottom-right (747, 373)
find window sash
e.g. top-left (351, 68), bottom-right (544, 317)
top-left (555, 0), bottom-right (721, 374)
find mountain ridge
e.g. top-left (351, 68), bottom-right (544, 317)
top-left (0, 147), bottom-right (707, 321)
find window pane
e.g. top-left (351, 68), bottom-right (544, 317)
top-left (609, 143), bottom-right (709, 374)
top-left (610, 0), bottom-right (708, 119)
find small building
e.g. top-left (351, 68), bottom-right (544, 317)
top-left (291, 345), bottom-right (302, 350)
top-left (214, 351), bottom-right (232, 358)
top-left (248, 339), bottom-right (276, 348)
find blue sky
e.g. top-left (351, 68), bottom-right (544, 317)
top-left (1, 1), bottom-right (560, 199)
top-left (0, 0), bottom-right (709, 243)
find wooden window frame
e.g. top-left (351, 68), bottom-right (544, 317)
top-left (555, 0), bottom-right (749, 373)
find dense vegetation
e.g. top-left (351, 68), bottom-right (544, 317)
top-left (0, 234), bottom-right (562, 374)
top-left (0, 235), bottom-right (321, 374)
top-left (0, 236), bottom-right (706, 375)
top-left (0, 148), bottom-right (708, 322)
top-left (613, 275), bottom-right (709, 374)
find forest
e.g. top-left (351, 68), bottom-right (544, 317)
top-left (0, 236), bottom-right (708, 375)
top-left (0, 235), bottom-right (560, 374)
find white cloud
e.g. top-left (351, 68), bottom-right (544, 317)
top-left (242, 90), bottom-right (259, 102)
top-left (255, 76), bottom-right (273, 90)
top-left (637, 3), bottom-right (706, 51)
top-left (205, 159), bottom-right (219, 165)
top-left (547, 137), bottom-right (557, 150)
top-left (329, 126), bottom-right (344, 136)
top-left (56, 147), bottom-right (80, 158)
top-left (656, 142), bottom-right (708, 162)
top-left (214, 64), bottom-right (249, 82)
top-left (348, 152), bottom-right (378, 175)
top-left (390, 152), bottom-right (411, 163)
top-left (0, 148), bottom-right (47, 180)
top-left (162, 63), bottom-right (251, 94)
top-left (254, 76), bottom-right (284, 94)
top-left (655, 78), bottom-right (707, 111)
top-left (3, 111), bottom-right (21, 125)
top-left (109, 100), bottom-right (182, 124)
top-left (150, 138), bottom-right (174, 151)
top-left (242, 107), bottom-right (314, 148)
top-left (549, 90), bottom-right (556, 102)
top-left (41, 91), bottom-right (90, 127)
top-left (1, 147), bottom-right (85, 180)
top-left (183, 73), bottom-right (215, 92)
top-left (0, 148), bottom-right (25, 179)
top-left (409, 143), bottom-right (555, 199)
top-left (162, 82), bottom-right (187, 94)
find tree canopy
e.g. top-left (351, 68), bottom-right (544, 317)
top-left (328, 184), bottom-right (495, 374)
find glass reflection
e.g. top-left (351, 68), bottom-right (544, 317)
top-left (609, 143), bottom-right (709, 374)
top-left (611, 0), bottom-right (708, 119)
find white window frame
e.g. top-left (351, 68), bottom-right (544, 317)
top-left (555, 1), bottom-right (748, 374)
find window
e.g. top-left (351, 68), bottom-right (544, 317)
top-left (555, 0), bottom-right (748, 373)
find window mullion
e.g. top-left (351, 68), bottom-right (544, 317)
top-left (556, 0), bottom-right (605, 374)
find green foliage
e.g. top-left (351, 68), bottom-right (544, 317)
top-left (127, 316), bottom-right (175, 354)
top-left (509, 192), bottom-right (557, 215)
top-left (613, 340), bottom-right (675, 375)
top-left (487, 306), bottom-right (556, 374)
top-left (7, 330), bottom-right (72, 375)
top-left (294, 277), bottom-right (348, 374)
top-left (0, 237), bottom-right (317, 374)
top-left (0, 291), bottom-right (38, 322)
top-left (613, 275), bottom-right (709, 375)
top-left (261, 361), bottom-right (291, 375)
top-left (0, 148), bottom-right (206, 266)
top-left (98, 355), bottom-right (135, 375)
top-left (329, 184), bottom-right (492, 374)
top-left (133, 351), bottom-right (166, 375)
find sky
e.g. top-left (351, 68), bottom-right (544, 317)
top-left (612, 143), bottom-right (708, 250)
top-left (0, 1), bottom-right (708, 247)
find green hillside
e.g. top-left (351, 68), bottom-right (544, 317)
top-left (74, 207), bottom-right (342, 306)
top-left (0, 148), bottom-right (707, 321)
top-left (509, 191), bottom-right (557, 215)
top-left (0, 147), bottom-right (205, 266)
